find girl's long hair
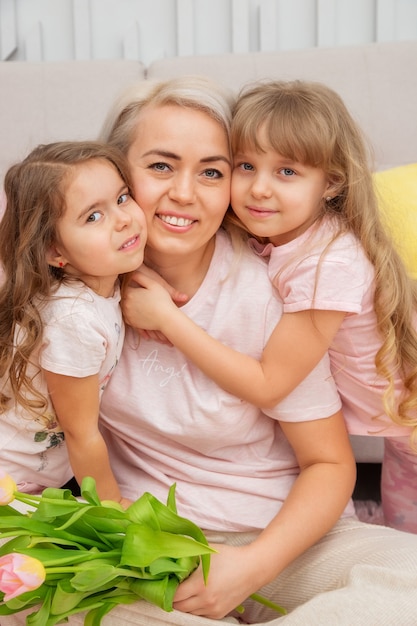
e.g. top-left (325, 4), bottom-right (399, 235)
top-left (0, 140), bottom-right (132, 418)
top-left (227, 80), bottom-right (417, 441)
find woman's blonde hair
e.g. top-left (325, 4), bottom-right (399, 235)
top-left (100, 74), bottom-right (234, 156)
top-left (228, 79), bottom-right (417, 440)
top-left (0, 140), bottom-right (132, 418)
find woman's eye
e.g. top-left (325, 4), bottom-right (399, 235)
top-left (280, 168), bottom-right (296, 176)
top-left (117, 192), bottom-right (129, 205)
top-left (203, 168), bottom-right (222, 179)
top-left (150, 162), bottom-right (170, 172)
top-left (86, 211), bottom-right (101, 223)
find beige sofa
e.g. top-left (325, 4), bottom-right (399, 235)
top-left (1, 39), bottom-right (416, 463)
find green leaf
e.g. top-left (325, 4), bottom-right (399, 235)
top-left (25, 586), bottom-right (53, 626)
top-left (70, 564), bottom-right (121, 592)
top-left (83, 601), bottom-right (118, 626)
top-left (50, 578), bottom-right (90, 615)
top-left (121, 523), bottom-right (215, 568)
top-left (129, 575), bottom-right (178, 611)
top-left (166, 484), bottom-right (178, 513)
top-left (0, 504), bottom-right (25, 517)
top-left (79, 476), bottom-right (101, 506)
top-left (125, 492), bottom-right (162, 530)
top-left (148, 555), bottom-right (199, 579)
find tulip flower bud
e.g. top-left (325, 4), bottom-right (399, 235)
top-left (0, 472), bottom-right (16, 505)
top-left (0, 553), bottom-right (46, 601)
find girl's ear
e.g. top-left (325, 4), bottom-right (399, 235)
top-left (46, 245), bottom-right (67, 269)
top-left (324, 177), bottom-right (343, 201)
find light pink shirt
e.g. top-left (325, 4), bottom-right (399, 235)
top-left (257, 217), bottom-right (412, 438)
top-left (100, 229), bottom-right (352, 532)
top-left (0, 281), bottom-right (124, 491)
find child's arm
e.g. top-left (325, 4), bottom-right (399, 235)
top-left (43, 370), bottom-right (131, 507)
top-left (123, 273), bottom-right (346, 408)
top-left (172, 409), bottom-right (356, 617)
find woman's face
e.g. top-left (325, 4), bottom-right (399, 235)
top-left (127, 104), bottom-right (231, 266)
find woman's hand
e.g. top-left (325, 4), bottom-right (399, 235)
top-left (173, 543), bottom-right (266, 619)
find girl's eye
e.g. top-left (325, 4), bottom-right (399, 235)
top-left (238, 162), bottom-right (254, 171)
top-left (117, 192), bottom-right (130, 205)
top-left (203, 168), bottom-right (222, 179)
top-left (150, 162), bottom-right (170, 172)
top-left (86, 211), bottom-right (101, 223)
top-left (280, 168), bottom-right (296, 176)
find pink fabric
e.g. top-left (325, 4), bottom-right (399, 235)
top-left (381, 436), bottom-right (417, 533)
top-left (0, 282), bottom-right (123, 490)
top-left (100, 230), bottom-right (351, 532)
top-left (252, 218), bottom-right (417, 533)
top-left (256, 217), bottom-right (412, 439)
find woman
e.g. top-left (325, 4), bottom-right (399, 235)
top-left (98, 76), bottom-right (417, 625)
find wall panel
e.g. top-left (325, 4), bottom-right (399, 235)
top-left (0, 0), bottom-right (416, 63)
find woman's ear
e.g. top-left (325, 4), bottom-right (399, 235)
top-left (46, 245), bottom-right (67, 269)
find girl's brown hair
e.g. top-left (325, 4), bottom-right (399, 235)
top-left (228, 80), bottom-right (417, 440)
top-left (0, 140), bottom-right (132, 418)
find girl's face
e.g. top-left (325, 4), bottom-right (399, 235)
top-left (231, 127), bottom-right (332, 246)
top-left (51, 159), bottom-right (147, 296)
top-left (127, 104), bottom-right (231, 267)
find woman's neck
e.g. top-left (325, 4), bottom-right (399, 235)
top-left (145, 237), bottom-right (216, 298)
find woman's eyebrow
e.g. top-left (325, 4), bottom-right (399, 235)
top-left (140, 149), bottom-right (230, 166)
top-left (201, 155), bottom-right (231, 166)
top-left (141, 149), bottom-right (179, 160)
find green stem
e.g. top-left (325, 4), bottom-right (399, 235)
top-left (250, 593), bottom-right (287, 615)
top-left (13, 492), bottom-right (81, 508)
top-left (40, 550), bottom-right (121, 568)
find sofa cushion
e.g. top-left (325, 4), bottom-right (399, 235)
top-left (374, 163), bottom-right (417, 279)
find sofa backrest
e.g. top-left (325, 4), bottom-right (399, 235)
top-left (0, 41), bottom-right (415, 181)
top-left (0, 60), bottom-right (145, 180)
top-left (148, 40), bottom-right (417, 172)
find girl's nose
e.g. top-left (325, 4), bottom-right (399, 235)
top-left (168, 173), bottom-right (196, 205)
top-left (115, 206), bottom-right (133, 229)
top-left (250, 174), bottom-right (272, 200)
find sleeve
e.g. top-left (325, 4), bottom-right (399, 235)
top-left (261, 290), bottom-right (342, 423)
top-left (264, 352), bottom-right (342, 422)
top-left (39, 297), bottom-right (107, 378)
top-left (274, 239), bottom-right (373, 315)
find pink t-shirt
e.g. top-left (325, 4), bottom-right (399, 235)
top-left (100, 229), bottom-right (351, 532)
top-left (256, 217), bottom-right (412, 439)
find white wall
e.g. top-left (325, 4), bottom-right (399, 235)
top-left (1, 0), bottom-right (417, 64)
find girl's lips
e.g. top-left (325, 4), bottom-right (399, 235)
top-left (247, 206), bottom-right (276, 218)
top-left (119, 235), bottom-right (140, 250)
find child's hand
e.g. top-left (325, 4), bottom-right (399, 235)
top-left (122, 272), bottom-right (181, 341)
top-left (119, 496), bottom-right (133, 509)
top-left (128, 265), bottom-right (188, 305)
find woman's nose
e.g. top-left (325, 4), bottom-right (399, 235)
top-left (168, 173), bottom-right (196, 205)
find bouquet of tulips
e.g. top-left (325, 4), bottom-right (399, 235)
top-left (0, 472), bottom-right (217, 625)
top-left (0, 472), bottom-right (286, 625)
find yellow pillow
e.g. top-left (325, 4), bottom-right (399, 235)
top-left (373, 163), bottom-right (417, 279)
